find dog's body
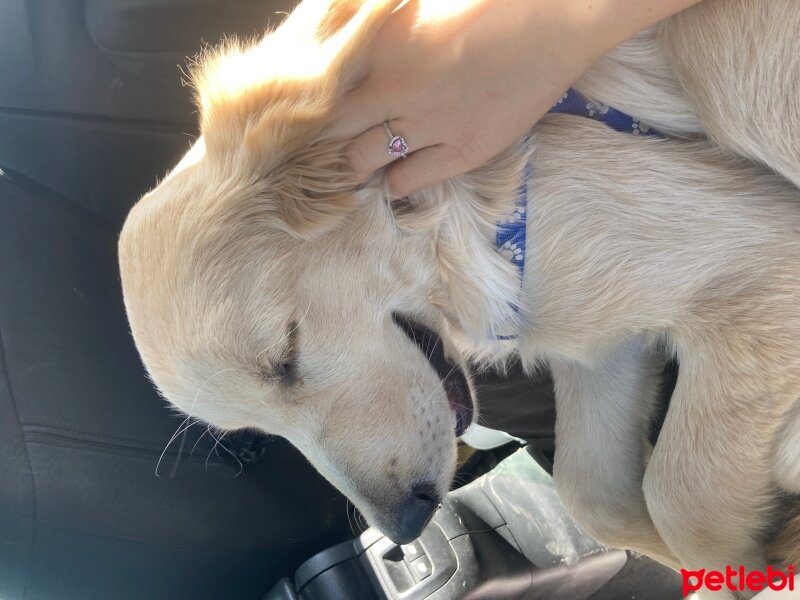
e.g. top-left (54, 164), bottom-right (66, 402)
top-left (119, 1), bottom-right (800, 597)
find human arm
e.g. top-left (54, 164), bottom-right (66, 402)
top-left (329, 0), bottom-right (703, 197)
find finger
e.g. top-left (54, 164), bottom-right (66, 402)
top-left (385, 144), bottom-right (475, 198)
top-left (324, 83), bottom-right (391, 140)
top-left (323, 2), bottom-right (419, 140)
top-left (346, 119), bottom-right (432, 181)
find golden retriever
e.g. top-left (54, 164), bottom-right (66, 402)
top-left (118, 0), bottom-right (800, 595)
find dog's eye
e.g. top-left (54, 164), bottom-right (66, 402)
top-left (256, 321), bottom-right (300, 386)
top-left (274, 360), bottom-right (297, 385)
top-left (257, 360), bottom-right (298, 386)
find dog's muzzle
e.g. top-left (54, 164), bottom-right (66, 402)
top-left (391, 313), bottom-right (474, 437)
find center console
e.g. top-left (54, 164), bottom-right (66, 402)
top-left (266, 449), bottom-right (683, 600)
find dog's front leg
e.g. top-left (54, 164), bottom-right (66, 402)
top-left (550, 338), bottom-right (680, 569)
top-left (642, 333), bottom-right (799, 600)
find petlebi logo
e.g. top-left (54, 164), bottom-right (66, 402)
top-left (681, 565), bottom-right (796, 596)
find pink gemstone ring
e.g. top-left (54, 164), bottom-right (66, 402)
top-left (383, 122), bottom-right (409, 158)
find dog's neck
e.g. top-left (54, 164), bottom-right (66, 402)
top-left (402, 142), bottom-right (535, 356)
top-left (409, 90), bottom-right (661, 357)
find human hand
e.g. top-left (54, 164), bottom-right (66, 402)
top-left (327, 0), bottom-right (702, 198)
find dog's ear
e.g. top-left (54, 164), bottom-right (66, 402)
top-left (189, 0), bottom-right (403, 238)
top-left (192, 0), bottom-right (403, 144)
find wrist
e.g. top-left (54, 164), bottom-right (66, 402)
top-left (565, 0), bottom-right (704, 56)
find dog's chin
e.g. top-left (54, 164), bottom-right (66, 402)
top-left (391, 313), bottom-right (474, 437)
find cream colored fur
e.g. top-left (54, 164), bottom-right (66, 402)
top-left (119, 1), bottom-right (800, 597)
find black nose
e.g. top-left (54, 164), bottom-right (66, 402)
top-left (390, 484), bottom-right (441, 545)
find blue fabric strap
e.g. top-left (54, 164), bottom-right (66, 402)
top-left (494, 163), bottom-right (530, 341)
top-left (550, 88), bottom-right (662, 137)
top-left (493, 89), bottom-right (661, 340)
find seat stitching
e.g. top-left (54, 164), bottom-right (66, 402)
top-left (0, 326), bottom-right (38, 600)
top-left (32, 514), bottom-right (336, 555)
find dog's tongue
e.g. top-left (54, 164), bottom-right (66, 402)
top-left (445, 377), bottom-right (471, 437)
top-left (453, 407), bottom-right (466, 437)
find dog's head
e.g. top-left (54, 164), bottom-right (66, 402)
top-left (119, 0), bottom-right (487, 543)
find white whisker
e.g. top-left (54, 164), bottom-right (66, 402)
top-left (155, 415), bottom-right (197, 477)
top-left (190, 424), bottom-right (212, 459)
top-left (156, 366), bottom-right (240, 476)
top-left (205, 428), bottom-right (244, 476)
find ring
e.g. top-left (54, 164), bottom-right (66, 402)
top-left (383, 122), bottom-right (409, 159)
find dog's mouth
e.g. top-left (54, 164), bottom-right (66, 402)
top-left (391, 313), bottom-right (474, 437)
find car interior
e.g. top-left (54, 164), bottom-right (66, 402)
top-left (0, 1), bottom-right (690, 598)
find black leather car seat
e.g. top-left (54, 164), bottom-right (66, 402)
top-left (0, 168), bottom-right (351, 599)
top-left (0, 3), bottom-right (354, 597)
